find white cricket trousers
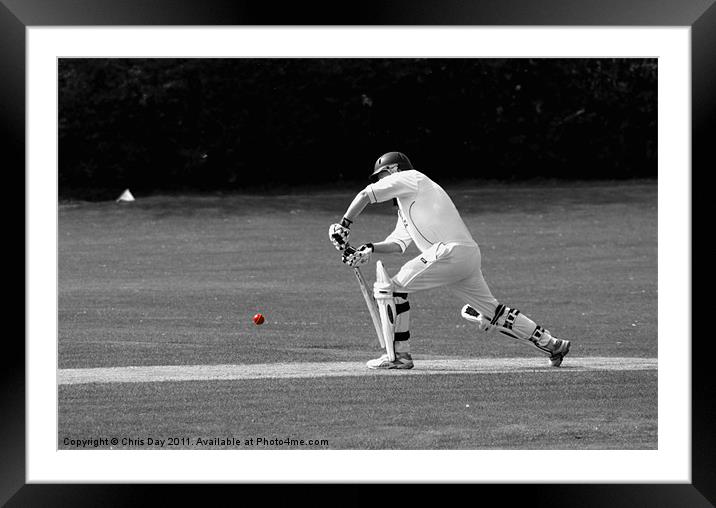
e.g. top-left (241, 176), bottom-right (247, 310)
top-left (392, 242), bottom-right (500, 317)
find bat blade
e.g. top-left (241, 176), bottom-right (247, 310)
top-left (354, 267), bottom-right (386, 348)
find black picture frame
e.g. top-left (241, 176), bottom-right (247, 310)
top-left (6, 0), bottom-right (711, 505)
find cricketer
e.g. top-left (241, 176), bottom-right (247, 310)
top-left (329, 152), bottom-right (571, 370)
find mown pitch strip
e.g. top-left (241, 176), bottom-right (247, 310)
top-left (58, 356), bottom-right (656, 385)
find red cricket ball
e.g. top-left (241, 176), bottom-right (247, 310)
top-left (252, 313), bottom-right (265, 325)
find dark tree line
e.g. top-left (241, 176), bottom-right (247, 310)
top-left (59, 58), bottom-right (656, 199)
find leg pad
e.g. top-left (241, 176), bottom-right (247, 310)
top-left (374, 260), bottom-right (396, 361)
top-left (490, 303), bottom-right (554, 355)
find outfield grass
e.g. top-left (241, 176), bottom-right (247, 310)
top-left (58, 180), bottom-right (657, 449)
top-left (59, 370), bottom-right (656, 450)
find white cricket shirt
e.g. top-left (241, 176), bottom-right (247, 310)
top-left (364, 170), bottom-right (477, 253)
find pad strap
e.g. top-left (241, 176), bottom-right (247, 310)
top-left (490, 304), bottom-right (507, 325)
top-left (394, 331), bottom-right (410, 341)
top-left (504, 308), bottom-right (521, 330)
top-left (529, 326), bottom-right (551, 353)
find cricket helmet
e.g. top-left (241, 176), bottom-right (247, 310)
top-left (369, 152), bottom-right (413, 182)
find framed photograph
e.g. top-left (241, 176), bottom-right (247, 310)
top-left (7, 0), bottom-right (710, 504)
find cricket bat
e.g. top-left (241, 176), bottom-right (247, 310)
top-left (353, 267), bottom-right (386, 348)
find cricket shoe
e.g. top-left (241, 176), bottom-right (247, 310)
top-left (366, 352), bottom-right (414, 370)
top-left (547, 338), bottom-right (571, 367)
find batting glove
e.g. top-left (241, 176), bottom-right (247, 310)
top-left (329, 217), bottom-right (352, 251)
top-left (342, 243), bottom-right (374, 267)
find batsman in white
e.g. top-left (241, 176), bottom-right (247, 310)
top-left (329, 151), bottom-right (571, 370)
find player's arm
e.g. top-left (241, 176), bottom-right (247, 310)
top-left (329, 189), bottom-right (370, 251)
top-left (342, 172), bottom-right (417, 225)
top-left (342, 190), bottom-right (371, 224)
top-left (341, 241), bottom-right (400, 267)
top-left (381, 214), bottom-right (412, 254)
top-left (371, 241), bottom-right (403, 254)
top-left (330, 173), bottom-right (416, 252)
top-left (341, 215), bottom-right (409, 267)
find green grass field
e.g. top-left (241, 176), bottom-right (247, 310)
top-left (58, 180), bottom-right (657, 449)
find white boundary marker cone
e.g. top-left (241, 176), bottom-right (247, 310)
top-left (116, 189), bottom-right (135, 203)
